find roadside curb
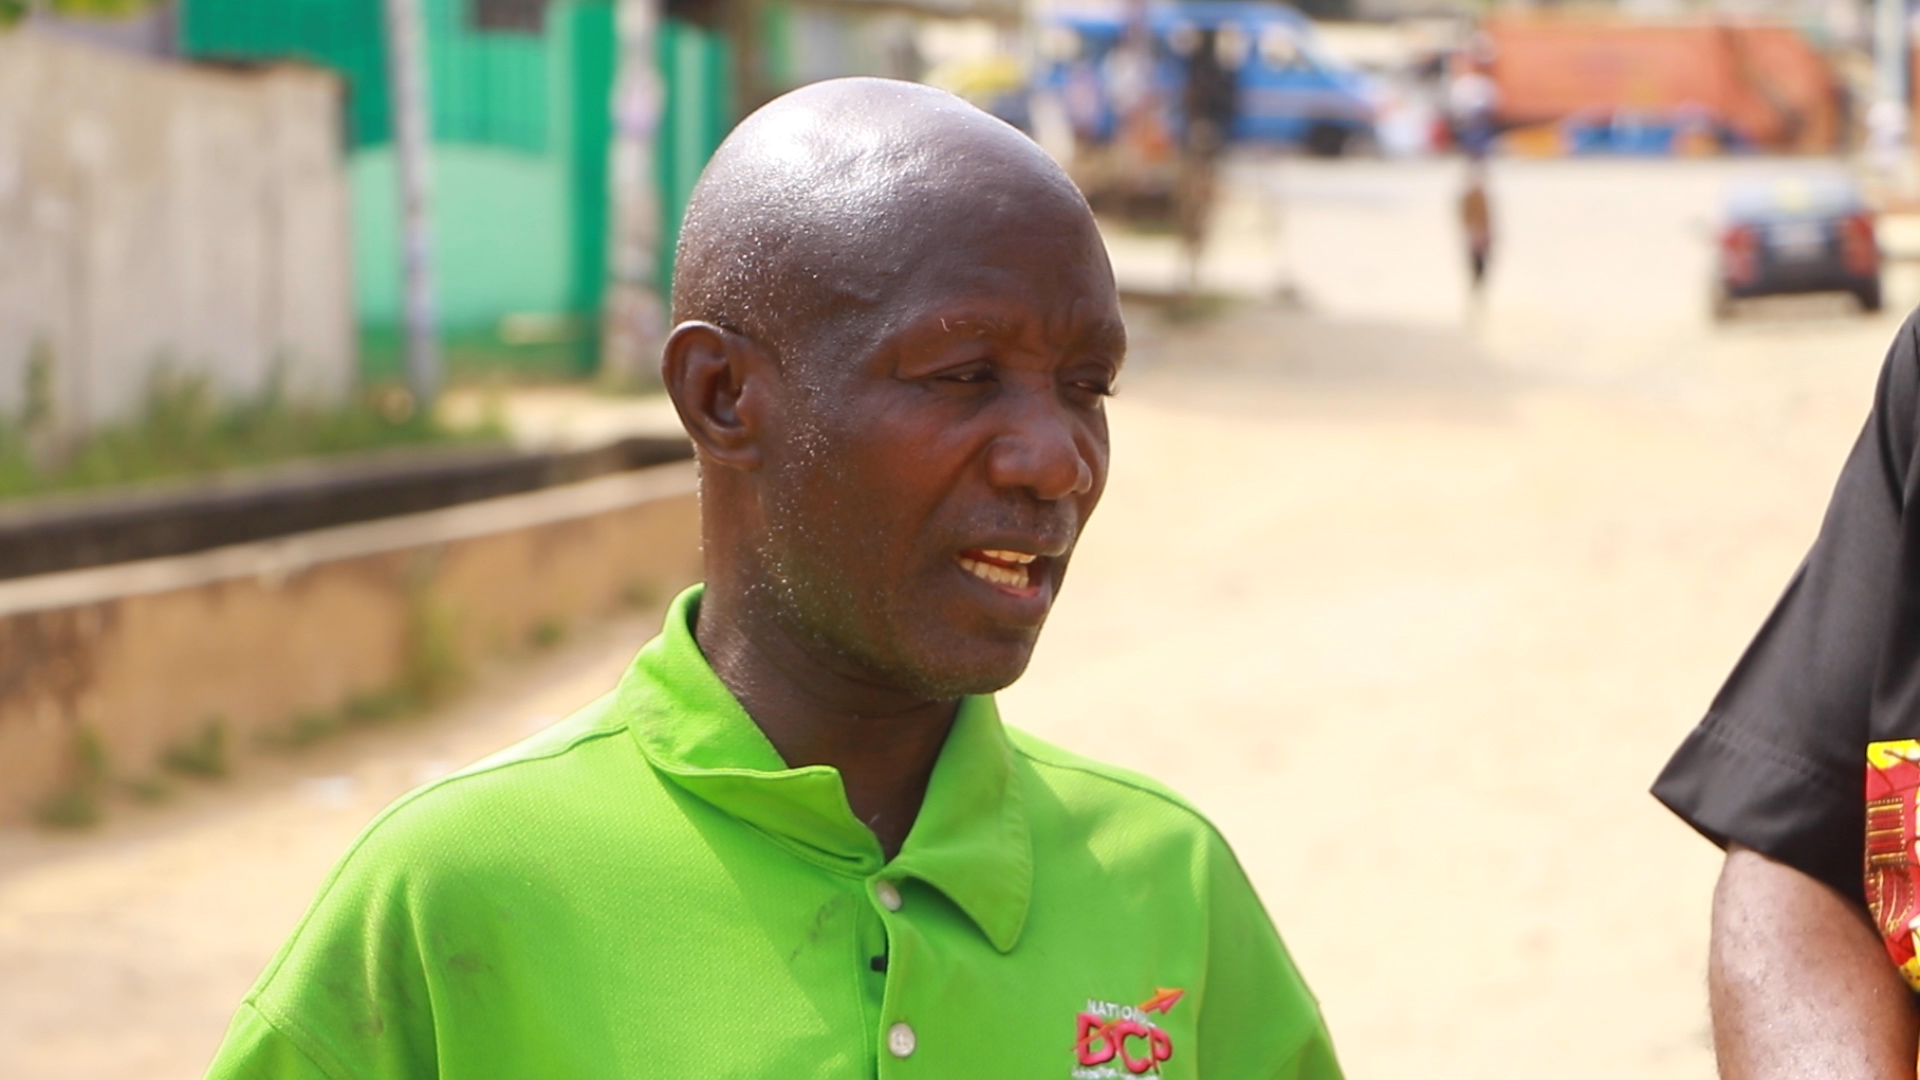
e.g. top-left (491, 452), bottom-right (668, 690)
top-left (0, 461), bottom-right (702, 826)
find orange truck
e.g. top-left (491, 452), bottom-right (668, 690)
top-left (1484, 18), bottom-right (1841, 153)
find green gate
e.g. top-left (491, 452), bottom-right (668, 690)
top-left (656, 14), bottom-right (734, 295)
top-left (183, 0), bottom-right (642, 379)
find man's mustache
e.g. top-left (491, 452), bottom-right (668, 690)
top-left (953, 504), bottom-right (1081, 558)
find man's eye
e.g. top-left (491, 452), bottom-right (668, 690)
top-left (1071, 378), bottom-right (1117, 398)
top-left (939, 368), bottom-right (996, 385)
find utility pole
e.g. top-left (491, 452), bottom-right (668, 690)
top-left (1876, 0), bottom-right (1910, 147)
top-left (602, 0), bottom-right (668, 387)
top-left (383, 0), bottom-right (441, 407)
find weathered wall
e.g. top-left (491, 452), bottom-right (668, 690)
top-left (1487, 19), bottom-right (1841, 153)
top-left (0, 31), bottom-right (354, 436)
top-left (0, 462), bottom-right (702, 825)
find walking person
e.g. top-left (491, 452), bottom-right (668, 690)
top-left (1460, 159), bottom-right (1493, 298)
top-left (1175, 25), bottom-right (1240, 294)
top-left (1445, 52), bottom-right (1498, 161)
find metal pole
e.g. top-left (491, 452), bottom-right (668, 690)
top-left (603, 0), bottom-right (668, 387)
top-left (384, 0), bottom-right (441, 407)
top-left (1877, 0), bottom-right (1909, 135)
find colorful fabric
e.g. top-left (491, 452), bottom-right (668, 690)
top-left (1867, 740), bottom-right (1920, 989)
top-left (203, 585), bottom-right (1341, 1079)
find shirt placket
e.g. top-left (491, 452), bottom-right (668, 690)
top-left (868, 871), bottom-right (921, 1077)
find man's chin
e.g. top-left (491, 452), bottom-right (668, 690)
top-left (889, 638), bottom-right (1037, 701)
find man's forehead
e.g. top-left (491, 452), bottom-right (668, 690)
top-left (672, 78), bottom-right (1109, 361)
top-left (873, 293), bottom-right (1127, 360)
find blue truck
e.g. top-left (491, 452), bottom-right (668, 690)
top-left (1035, 1), bottom-right (1378, 157)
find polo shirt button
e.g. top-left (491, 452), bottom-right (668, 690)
top-left (887, 1021), bottom-right (916, 1058)
top-left (875, 880), bottom-right (903, 912)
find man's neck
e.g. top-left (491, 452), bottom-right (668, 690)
top-left (694, 587), bottom-right (958, 860)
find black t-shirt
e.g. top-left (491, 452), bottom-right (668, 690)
top-left (1655, 312), bottom-right (1920, 918)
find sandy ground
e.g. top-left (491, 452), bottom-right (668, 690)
top-left (3, 156), bottom-right (1914, 1077)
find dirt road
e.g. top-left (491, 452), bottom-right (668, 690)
top-left (2, 157), bottom-right (1909, 1077)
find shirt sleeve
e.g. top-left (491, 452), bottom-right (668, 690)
top-left (203, 1003), bottom-right (340, 1080)
top-left (1652, 314), bottom-right (1920, 904)
top-left (1198, 833), bottom-right (1345, 1080)
top-left (201, 817), bottom-right (443, 1080)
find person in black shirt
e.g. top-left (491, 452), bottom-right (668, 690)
top-left (1655, 314), bottom-right (1920, 1077)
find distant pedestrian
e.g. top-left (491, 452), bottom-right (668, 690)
top-left (1446, 57), bottom-right (1498, 161)
top-left (1175, 25), bottom-right (1241, 291)
top-left (1460, 161), bottom-right (1493, 294)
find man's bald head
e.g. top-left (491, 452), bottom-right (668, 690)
top-left (666, 77), bottom-right (1122, 704)
top-left (671, 78), bottom-right (1097, 367)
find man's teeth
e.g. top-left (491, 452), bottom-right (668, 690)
top-left (958, 556), bottom-right (1031, 588)
top-left (976, 549), bottom-right (1037, 565)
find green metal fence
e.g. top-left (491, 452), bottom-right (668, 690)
top-left (657, 15), bottom-right (733, 295)
top-left (184, 0), bottom-right (554, 153)
top-left (182, 0), bottom-right (641, 379)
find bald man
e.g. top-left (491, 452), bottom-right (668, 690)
top-left (202, 79), bottom-right (1341, 1080)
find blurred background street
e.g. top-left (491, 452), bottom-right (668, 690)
top-left (5, 0), bottom-right (1920, 1076)
top-left (3, 153), bottom-right (1906, 1077)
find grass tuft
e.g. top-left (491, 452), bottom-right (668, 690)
top-left (35, 725), bottom-right (109, 829)
top-left (529, 618), bottom-right (566, 649)
top-left (35, 788), bottom-right (99, 828)
top-left (161, 719), bottom-right (229, 780)
top-left (0, 365), bottom-right (501, 502)
top-left (123, 776), bottom-right (171, 804)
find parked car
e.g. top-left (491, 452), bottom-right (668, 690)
top-left (1035, 1), bottom-right (1378, 157)
top-left (1713, 176), bottom-right (1881, 319)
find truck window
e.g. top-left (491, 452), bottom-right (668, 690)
top-left (1260, 27), bottom-right (1307, 72)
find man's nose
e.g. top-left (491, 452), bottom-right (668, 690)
top-left (984, 395), bottom-right (1096, 501)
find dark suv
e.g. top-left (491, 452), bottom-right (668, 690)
top-left (1713, 176), bottom-right (1882, 319)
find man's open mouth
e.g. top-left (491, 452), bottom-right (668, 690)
top-left (957, 548), bottom-right (1040, 592)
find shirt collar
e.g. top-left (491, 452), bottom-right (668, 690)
top-left (617, 585), bottom-right (1033, 953)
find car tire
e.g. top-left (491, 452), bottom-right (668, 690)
top-left (1857, 280), bottom-right (1884, 313)
top-left (1305, 123), bottom-right (1348, 158)
top-left (1341, 128), bottom-right (1381, 158)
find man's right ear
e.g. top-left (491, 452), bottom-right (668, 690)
top-left (661, 322), bottom-right (775, 471)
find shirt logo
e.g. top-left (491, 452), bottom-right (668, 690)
top-left (1073, 987), bottom-right (1183, 1077)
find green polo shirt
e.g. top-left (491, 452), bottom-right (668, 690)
top-left (205, 586), bottom-right (1340, 1079)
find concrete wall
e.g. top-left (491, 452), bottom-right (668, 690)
top-left (0, 462), bottom-right (702, 826)
top-left (0, 31), bottom-right (354, 437)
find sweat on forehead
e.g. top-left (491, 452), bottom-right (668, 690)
top-left (669, 77), bottom-right (1093, 359)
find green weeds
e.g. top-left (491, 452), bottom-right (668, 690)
top-left (0, 361), bottom-right (500, 501)
top-left (35, 788), bottom-right (100, 828)
top-left (263, 684), bottom-right (427, 752)
top-left (259, 584), bottom-right (466, 753)
top-left (529, 618), bottom-right (567, 649)
top-left (3, 0), bottom-right (169, 25)
top-left (33, 726), bottom-right (108, 828)
top-left (161, 719), bottom-right (229, 779)
top-left (400, 570), bottom-right (466, 706)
